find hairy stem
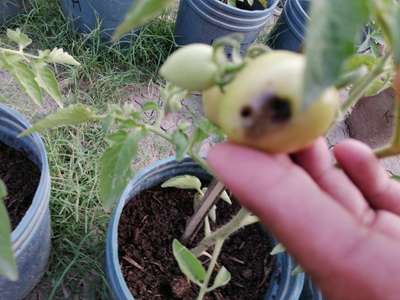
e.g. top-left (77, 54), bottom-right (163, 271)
top-left (197, 239), bottom-right (224, 300)
top-left (192, 208), bottom-right (259, 257)
top-left (342, 52), bottom-right (392, 112)
top-left (0, 48), bottom-right (38, 60)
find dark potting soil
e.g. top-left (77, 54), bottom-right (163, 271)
top-left (0, 142), bottom-right (40, 230)
top-left (118, 187), bottom-right (274, 300)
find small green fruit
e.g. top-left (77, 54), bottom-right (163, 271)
top-left (160, 44), bottom-right (218, 91)
top-left (215, 51), bottom-right (340, 154)
top-left (202, 86), bottom-right (224, 126)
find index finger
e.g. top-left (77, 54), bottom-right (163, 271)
top-left (208, 143), bottom-right (366, 276)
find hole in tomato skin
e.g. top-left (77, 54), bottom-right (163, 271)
top-left (242, 93), bottom-right (293, 138)
top-left (269, 98), bottom-right (292, 123)
top-left (241, 106), bottom-right (253, 118)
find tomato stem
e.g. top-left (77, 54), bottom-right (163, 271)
top-left (196, 239), bottom-right (224, 300)
top-left (342, 52), bottom-right (392, 112)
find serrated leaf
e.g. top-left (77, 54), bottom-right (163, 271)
top-left (142, 101), bottom-right (159, 111)
top-left (303, 0), bottom-right (370, 108)
top-left (21, 104), bottom-right (98, 136)
top-left (47, 48), bottom-right (80, 66)
top-left (11, 63), bottom-right (42, 105)
top-left (220, 191), bottom-right (232, 205)
top-left (0, 52), bottom-right (22, 71)
top-left (113, 0), bottom-right (175, 40)
top-left (173, 239), bottom-right (206, 286)
top-left (33, 62), bottom-right (63, 107)
top-left (7, 28), bottom-right (32, 49)
top-left (172, 130), bottom-right (189, 161)
top-left (100, 129), bottom-right (144, 208)
top-left (0, 181), bottom-right (18, 281)
top-left (371, 0), bottom-right (400, 64)
top-left (161, 175), bottom-right (202, 192)
top-left (211, 266), bottom-right (231, 290)
top-left (270, 243), bottom-right (286, 255)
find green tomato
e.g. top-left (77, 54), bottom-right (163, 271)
top-left (202, 86), bottom-right (224, 126)
top-left (209, 51), bottom-right (339, 154)
top-left (160, 44), bottom-right (218, 91)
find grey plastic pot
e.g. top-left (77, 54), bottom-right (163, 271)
top-left (105, 157), bottom-right (305, 300)
top-left (59, 0), bottom-right (138, 41)
top-left (175, 0), bottom-right (279, 51)
top-left (267, 0), bottom-right (310, 52)
top-left (0, 104), bottom-right (51, 300)
top-left (0, 0), bottom-right (28, 24)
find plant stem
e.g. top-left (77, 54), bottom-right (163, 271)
top-left (146, 125), bottom-right (173, 143)
top-left (192, 208), bottom-right (259, 257)
top-left (0, 48), bottom-right (38, 60)
top-left (374, 101), bottom-right (400, 158)
top-left (197, 239), bottom-right (224, 300)
top-left (342, 52), bottom-right (392, 113)
top-left (188, 149), bottom-right (211, 173)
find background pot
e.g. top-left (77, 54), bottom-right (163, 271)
top-left (0, 0), bottom-right (28, 24)
top-left (59, 0), bottom-right (138, 41)
top-left (267, 0), bottom-right (310, 52)
top-left (175, 0), bottom-right (279, 51)
top-left (0, 104), bottom-right (51, 300)
top-left (105, 157), bottom-right (305, 300)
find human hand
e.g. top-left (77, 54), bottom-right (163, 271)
top-left (208, 138), bottom-right (400, 300)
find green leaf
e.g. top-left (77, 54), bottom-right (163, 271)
top-left (391, 173), bottom-right (400, 181)
top-left (0, 52), bottom-right (23, 71)
top-left (210, 266), bottom-right (231, 290)
top-left (11, 63), bottom-right (43, 105)
top-left (21, 104), bottom-right (98, 136)
top-left (371, 0), bottom-right (400, 64)
top-left (172, 130), bottom-right (189, 161)
top-left (47, 48), bottom-right (80, 66)
top-left (100, 129), bottom-right (144, 208)
top-left (161, 175), bottom-right (202, 192)
top-left (303, 0), bottom-right (370, 108)
top-left (208, 205), bottom-right (217, 223)
top-left (204, 216), bottom-right (212, 237)
top-left (0, 181), bottom-right (18, 281)
top-left (142, 101), bottom-right (159, 111)
top-left (270, 243), bottom-right (286, 255)
top-left (113, 0), bottom-right (175, 41)
top-left (172, 239), bottom-right (206, 286)
top-left (7, 28), bottom-right (32, 49)
top-left (220, 191), bottom-right (232, 205)
top-left (33, 62), bottom-right (63, 107)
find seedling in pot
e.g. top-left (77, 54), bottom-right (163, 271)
top-left (22, 0), bottom-right (400, 298)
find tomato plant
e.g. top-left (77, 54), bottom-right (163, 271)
top-left (0, 28), bottom-right (78, 281)
top-left (2, 0), bottom-right (400, 299)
